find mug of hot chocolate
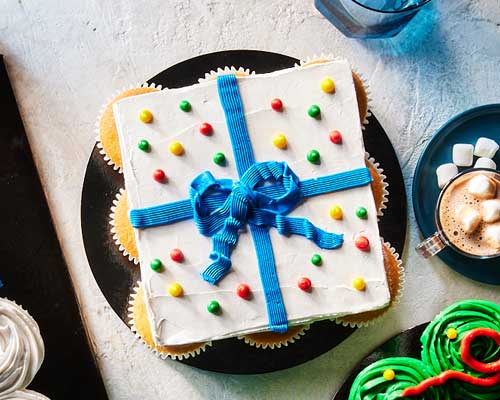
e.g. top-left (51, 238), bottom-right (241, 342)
top-left (417, 168), bottom-right (500, 259)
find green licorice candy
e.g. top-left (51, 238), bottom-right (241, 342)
top-left (138, 139), bottom-right (150, 152)
top-left (307, 149), bottom-right (320, 164)
top-left (207, 300), bottom-right (220, 314)
top-left (213, 152), bottom-right (226, 166)
top-left (421, 299), bottom-right (500, 400)
top-left (348, 357), bottom-right (450, 400)
top-left (356, 207), bottom-right (368, 219)
top-left (311, 254), bottom-right (322, 266)
top-left (150, 258), bottom-right (162, 272)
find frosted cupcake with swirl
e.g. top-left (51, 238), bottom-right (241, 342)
top-left (0, 298), bottom-right (49, 399)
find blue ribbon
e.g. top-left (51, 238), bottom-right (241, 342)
top-left (129, 74), bottom-right (373, 333)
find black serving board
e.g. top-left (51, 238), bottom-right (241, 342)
top-left (0, 56), bottom-right (108, 399)
top-left (81, 50), bottom-right (407, 374)
top-left (333, 323), bottom-right (428, 400)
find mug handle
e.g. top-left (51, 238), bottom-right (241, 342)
top-left (416, 232), bottom-right (447, 258)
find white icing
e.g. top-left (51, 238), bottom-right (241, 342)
top-left (0, 299), bottom-right (44, 396)
top-left (114, 60), bottom-right (391, 345)
top-left (0, 390), bottom-right (50, 400)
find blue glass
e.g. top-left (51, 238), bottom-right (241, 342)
top-left (315, 0), bottom-right (432, 38)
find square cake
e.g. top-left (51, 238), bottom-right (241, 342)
top-left (113, 60), bottom-right (390, 346)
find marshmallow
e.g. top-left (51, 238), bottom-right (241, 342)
top-left (457, 205), bottom-right (482, 234)
top-left (436, 163), bottom-right (458, 189)
top-left (484, 224), bottom-right (500, 250)
top-left (474, 137), bottom-right (499, 159)
top-left (481, 199), bottom-right (500, 223)
top-left (453, 144), bottom-right (474, 167)
top-left (468, 174), bottom-right (497, 199)
top-left (474, 157), bottom-right (497, 170)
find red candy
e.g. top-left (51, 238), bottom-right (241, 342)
top-left (199, 122), bottom-right (213, 136)
top-left (271, 98), bottom-right (283, 111)
top-left (236, 283), bottom-right (251, 299)
top-left (298, 277), bottom-right (312, 291)
top-left (170, 248), bottom-right (184, 262)
top-left (329, 130), bottom-right (342, 144)
top-left (355, 235), bottom-right (370, 251)
top-left (153, 169), bottom-right (166, 182)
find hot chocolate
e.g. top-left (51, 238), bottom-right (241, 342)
top-left (439, 170), bottom-right (500, 257)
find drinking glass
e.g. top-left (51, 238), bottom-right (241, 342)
top-left (315, 0), bottom-right (432, 39)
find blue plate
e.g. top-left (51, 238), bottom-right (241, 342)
top-left (413, 104), bottom-right (500, 285)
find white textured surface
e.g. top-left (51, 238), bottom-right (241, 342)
top-left (1, 1), bottom-right (500, 399)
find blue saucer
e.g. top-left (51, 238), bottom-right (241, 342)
top-left (413, 104), bottom-right (500, 285)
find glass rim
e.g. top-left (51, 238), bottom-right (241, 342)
top-left (434, 168), bottom-right (500, 260)
top-left (350, 0), bottom-right (433, 14)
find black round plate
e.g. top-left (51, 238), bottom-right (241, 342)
top-left (333, 323), bottom-right (428, 399)
top-left (81, 50), bottom-right (407, 374)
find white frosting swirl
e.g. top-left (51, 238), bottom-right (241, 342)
top-left (0, 389), bottom-right (50, 400)
top-left (0, 299), bottom-right (44, 395)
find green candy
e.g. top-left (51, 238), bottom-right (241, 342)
top-left (137, 139), bottom-right (150, 152)
top-left (356, 207), bottom-right (368, 219)
top-left (179, 99), bottom-right (191, 112)
top-left (307, 149), bottom-right (320, 164)
top-left (311, 254), bottom-right (322, 266)
top-left (308, 104), bottom-right (321, 118)
top-left (213, 152), bottom-right (226, 166)
top-left (207, 300), bottom-right (220, 314)
top-left (150, 258), bottom-right (162, 272)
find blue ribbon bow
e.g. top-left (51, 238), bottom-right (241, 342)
top-left (191, 161), bottom-right (343, 284)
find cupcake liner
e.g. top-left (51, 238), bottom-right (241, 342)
top-left (109, 188), bottom-right (139, 265)
top-left (365, 153), bottom-right (389, 219)
top-left (197, 66), bottom-right (256, 83)
top-left (128, 283), bottom-right (212, 360)
top-left (334, 239), bottom-right (404, 328)
top-left (238, 324), bottom-right (310, 350)
top-left (96, 83), bottom-right (162, 173)
top-left (297, 55), bottom-right (372, 128)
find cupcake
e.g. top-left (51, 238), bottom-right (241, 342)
top-left (238, 324), bottom-right (310, 349)
top-left (109, 189), bottom-right (139, 265)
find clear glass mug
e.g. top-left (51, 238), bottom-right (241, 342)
top-left (416, 168), bottom-right (500, 259)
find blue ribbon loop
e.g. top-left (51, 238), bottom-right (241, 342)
top-left (129, 74), bottom-right (373, 333)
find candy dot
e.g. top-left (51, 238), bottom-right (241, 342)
top-left (170, 248), bottom-right (184, 263)
top-left (355, 235), bottom-right (370, 251)
top-left (330, 205), bottom-right (343, 220)
top-left (352, 277), bottom-right (366, 291)
top-left (383, 369), bottom-right (395, 381)
top-left (311, 254), bottom-right (322, 266)
top-left (308, 105), bottom-right (321, 118)
top-left (213, 152), bottom-right (226, 166)
top-left (236, 283), bottom-right (251, 299)
top-left (169, 141), bottom-right (184, 156)
top-left (273, 133), bottom-right (287, 149)
top-left (168, 282), bottom-right (183, 297)
top-left (307, 149), bottom-right (320, 164)
top-left (329, 130), bottom-right (342, 144)
top-left (138, 139), bottom-right (150, 151)
top-left (271, 98), bottom-right (283, 111)
top-left (150, 258), bottom-right (162, 272)
top-left (153, 169), bottom-right (166, 183)
top-left (207, 300), bottom-right (220, 314)
top-left (179, 100), bottom-right (191, 112)
top-left (321, 77), bottom-right (336, 94)
top-left (199, 122), bottom-right (213, 136)
top-left (298, 277), bottom-right (312, 291)
top-left (446, 328), bottom-right (458, 340)
top-left (139, 109), bottom-right (153, 123)
top-left (356, 207), bottom-right (368, 219)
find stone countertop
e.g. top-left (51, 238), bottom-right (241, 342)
top-left (1, 1), bottom-right (499, 399)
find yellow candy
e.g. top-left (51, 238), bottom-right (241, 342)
top-left (169, 141), bottom-right (184, 156)
top-left (320, 78), bottom-right (335, 94)
top-left (168, 282), bottom-right (183, 297)
top-left (383, 369), bottom-right (395, 381)
top-left (273, 133), bottom-right (287, 149)
top-left (329, 205), bottom-right (343, 220)
top-left (139, 109), bottom-right (153, 123)
top-left (352, 277), bottom-right (366, 291)
top-left (446, 328), bottom-right (458, 340)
